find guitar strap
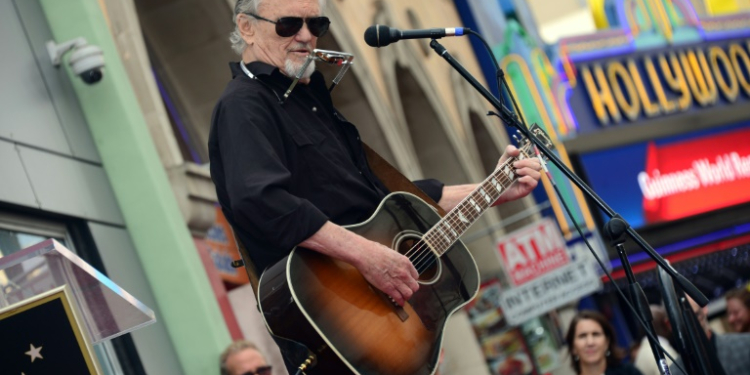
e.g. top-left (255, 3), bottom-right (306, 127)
top-left (231, 233), bottom-right (260, 294)
top-left (361, 143), bottom-right (447, 217)
top-left (232, 142), bottom-right (446, 296)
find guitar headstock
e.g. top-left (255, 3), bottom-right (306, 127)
top-left (512, 124), bottom-right (555, 160)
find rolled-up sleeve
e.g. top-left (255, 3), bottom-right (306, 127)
top-left (215, 96), bottom-right (328, 251)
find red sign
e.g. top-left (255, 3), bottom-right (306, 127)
top-left (497, 218), bottom-right (570, 286)
top-left (639, 128), bottom-right (750, 223)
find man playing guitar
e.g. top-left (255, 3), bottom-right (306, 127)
top-left (209, 0), bottom-right (542, 373)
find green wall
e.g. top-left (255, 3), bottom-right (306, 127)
top-left (39, 1), bottom-right (231, 374)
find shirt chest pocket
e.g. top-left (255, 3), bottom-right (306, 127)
top-left (289, 129), bottom-right (352, 189)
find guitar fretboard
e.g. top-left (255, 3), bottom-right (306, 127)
top-left (422, 146), bottom-right (532, 256)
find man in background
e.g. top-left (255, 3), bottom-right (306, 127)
top-left (669, 297), bottom-right (750, 375)
top-left (220, 340), bottom-right (272, 375)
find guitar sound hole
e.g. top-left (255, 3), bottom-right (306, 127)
top-left (394, 232), bottom-right (441, 284)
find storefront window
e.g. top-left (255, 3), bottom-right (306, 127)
top-left (0, 214), bottom-right (68, 258)
top-left (521, 316), bottom-right (562, 373)
top-left (466, 279), bottom-right (540, 375)
top-left (0, 229), bottom-right (64, 256)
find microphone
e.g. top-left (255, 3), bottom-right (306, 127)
top-left (364, 25), bottom-right (468, 47)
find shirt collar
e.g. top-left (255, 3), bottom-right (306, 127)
top-left (230, 60), bottom-right (326, 85)
top-left (229, 61), bottom-right (277, 79)
top-left (228, 60), bottom-right (331, 107)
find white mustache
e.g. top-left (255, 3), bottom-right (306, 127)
top-left (288, 44), bottom-right (312, 53)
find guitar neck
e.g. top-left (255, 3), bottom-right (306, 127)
top-left (422, 149), bottom-right (530, 256)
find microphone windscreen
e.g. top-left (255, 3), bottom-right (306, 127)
top-left (363, 25), bottom-right (391, 47)
top-left (364, 26), bottom-right (378, 47)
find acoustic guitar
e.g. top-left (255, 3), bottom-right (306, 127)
top-left (257, 135), bottom-right (543, 375)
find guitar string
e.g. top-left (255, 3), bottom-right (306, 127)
top-left (433, 147), bottom-right (530, 245)
top-left (411, 190), bottom-right (497, 274)
top-left (410, 191), bottom-right (494, 275)
top-left (413, 185), bottom-right (495, 273)
top-left (405, 170), bottom-right (507, 264)
top-left (406, 154), bottom-right (519, 259)
top-left (401, 160), bottom-right (522, 273)
top-left (403, 152), bottom-right (524, 263)
top-left (406, 150), bottom-right (524, 258)
top-left (404, 151), bottom-right (528, 275)
top-left (403, 147), bottom-right (532, 274)
top-left (410, 187), bottom-right (496, 274)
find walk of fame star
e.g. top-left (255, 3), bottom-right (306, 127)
top-left (25, 343), bottom-right (43, 363)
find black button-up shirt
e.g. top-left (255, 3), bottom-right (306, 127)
top-left (209, 61), bottom-right (443, 272)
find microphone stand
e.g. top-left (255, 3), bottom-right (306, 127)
top-left (680, 293), bottom-right (720, 375)
top-left (427, 38), bottom-right (708, 307)
top-left (605, 216), bottom-right (670, 375)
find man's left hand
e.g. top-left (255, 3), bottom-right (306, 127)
top-left (493, 145), bottom-right (542, 206)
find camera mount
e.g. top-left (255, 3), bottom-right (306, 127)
top-left (47, 37), bottom-right (105, 85)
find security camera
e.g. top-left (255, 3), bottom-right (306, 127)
top-left (47, 37), bottom-right (105, 85)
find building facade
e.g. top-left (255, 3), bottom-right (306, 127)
top-left (2, 0), bottom-right (548, 374)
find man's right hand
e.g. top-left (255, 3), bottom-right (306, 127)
top-left (299, 221), bottom-right (420, 306)
top-left (353, 241), bottom-right (420, 306)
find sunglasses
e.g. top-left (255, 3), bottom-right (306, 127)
top-left (241, 365), bottom-right (272, 375)
top-left (246, 13), bottom-right (330, 38)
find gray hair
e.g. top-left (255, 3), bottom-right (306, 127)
top-left (229, 0), bottom-right (327, 55)
top-left (230, 0), bottom-right (262, 55)
top-left (219, 340), bottom-right (262, 375)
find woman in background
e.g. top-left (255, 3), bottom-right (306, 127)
top-left (726, 286), bottom-right (750, 333)
top-left (565, 310), bottom-right (643, 375)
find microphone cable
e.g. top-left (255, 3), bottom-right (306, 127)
top-left (463, 29), bottom-right (508, 111)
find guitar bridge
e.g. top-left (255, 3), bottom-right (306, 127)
top-left (375, 289), bottom-right (410, 322)
top-left (394, 305), bottom-right (409, 322)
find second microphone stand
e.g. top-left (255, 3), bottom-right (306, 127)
top-left (427, 38), bottom-right (707, 307)
top-left (605, 216), bottom-right (670, 375)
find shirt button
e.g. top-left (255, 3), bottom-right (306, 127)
top-left (359, 171), bottom-right (363, 175)
top-left (312, 106), bottom-right (317, 112)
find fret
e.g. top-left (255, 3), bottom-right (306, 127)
top-left (490, 177), bottom-right (503, 193)
top-left (479, 188), bottom-right (492, 204)
top-left (444, 222), bottom-right (458, 237)
top-left (437, 227), bottom-right (452, 243)
top-left (503, 165), bottom-right (514, 180)
top-left (468, 198), bottom-right (482, 212)
top-left (424, 145), bottom-right (533, 255)
top-left (420, 235), bottom-right (441, 256)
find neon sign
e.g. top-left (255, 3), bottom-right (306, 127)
top-left (579, 41), bottom-right (750, 126)
top-left (578, 125), bottom-right (750, 228)
top-left (638, 151), bottom-right (750, 199)
top-left (556, 0), bottom-right (750, 136)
